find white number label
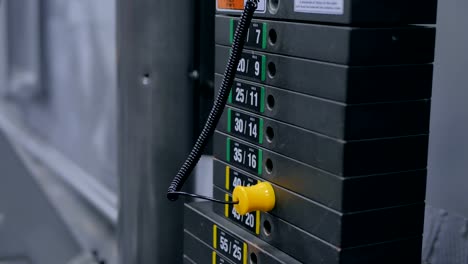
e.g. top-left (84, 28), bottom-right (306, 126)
top-left (245, 213), bottom-right (255, 228)
top-left (232, 176), bottom-right (242, 188)
top-left (233, 147), bottom-right (243, 163)
top-left (247, 152), bottom-right (256, 169)
top-left (237, 58), bottom-right (246, 73)
top-left (220, 236), bottom-right (229, 252)
top-left (254, 61), bottom-right (260, 76)
top-left (235, 87), bottom-right (245, 103)
top-left (255, 29), bottom-right (261, 44)
top-left (232, 244), bottom-right (242, 261)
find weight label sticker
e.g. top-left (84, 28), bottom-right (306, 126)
top-left (294, 0), bottom-right (344, 15)
top-left (217, 0), bottom-right (266, 13)
top-left (231, 20), bottom-right (267, 49)
top-left (227, 108), bottom-right (263, 144)
top-left (226, 138), bottom-right (263, 175)
top-left (225, 166), bottom-right (259, 193)
top-left (236, 52), bottom-right (266, 82)
top-left (228, 81), bottom-right (265, 113)
top-left (213, 225), bottom-right (248, 264)
top-left (224, 192), bottom-right (261, 234)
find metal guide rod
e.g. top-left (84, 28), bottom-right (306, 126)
top-left (117, 0), bottom-right (196, 263)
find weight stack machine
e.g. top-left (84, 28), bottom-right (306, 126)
top-left (184, 0), bottom-right (437, 263)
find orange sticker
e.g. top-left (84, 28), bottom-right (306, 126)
top-left (218, 0), bottom-right (244, 10)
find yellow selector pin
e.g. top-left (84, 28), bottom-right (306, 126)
top-left (232, 182), bottom-right (276, 215)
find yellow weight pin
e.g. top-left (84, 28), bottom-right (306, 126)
top-left (233, 182), bottom-right (276, 215)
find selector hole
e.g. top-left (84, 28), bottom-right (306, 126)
top-left (268, 0), bottom-right (280, 14)
top-left (268, 62), bottom-right (276, 78)
top-left (269, 29), bottom-right (277, 45)
top-left (250, 253), bottom-right (258, 264)
top-left (263, 220), bottom-right (272, 236)
top-left (267, 95), bottom-right (275, 110)
top-left (266, 126), bottom-right (275, 142)
top-left (265, 159), bottom-right (274, 174)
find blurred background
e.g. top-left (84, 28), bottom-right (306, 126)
top-left (0, 0), bottom-right (467, 263)
top-left (0, 0), bottom-right (117, 263)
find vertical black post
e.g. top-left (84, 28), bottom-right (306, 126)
top-left (117, 0), bottom-right (195, 263)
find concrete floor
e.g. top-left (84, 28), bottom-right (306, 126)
top-left (15, 145), bottom-right (119, 264)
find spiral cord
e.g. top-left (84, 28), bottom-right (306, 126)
top-left (167, 0), bottom-right (258, 202)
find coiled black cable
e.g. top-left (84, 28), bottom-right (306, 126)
top-left (167, 0), bottom-right (258, 203)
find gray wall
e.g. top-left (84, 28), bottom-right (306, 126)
top-left (422, 0), bottom-right (468, 263)
top-left (1, 0), bottom-right (118, 193)
top-left (0, 2), bottom-right (6, 91)
top-left (427, 0), bottom-right (468, 219)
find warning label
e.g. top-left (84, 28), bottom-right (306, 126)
top-left (294, 0), bottom-right (344, 15)
top-left (218, 0), bottom-right (244, 10)
top-left (217, 0), bottom-right (266, 13)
